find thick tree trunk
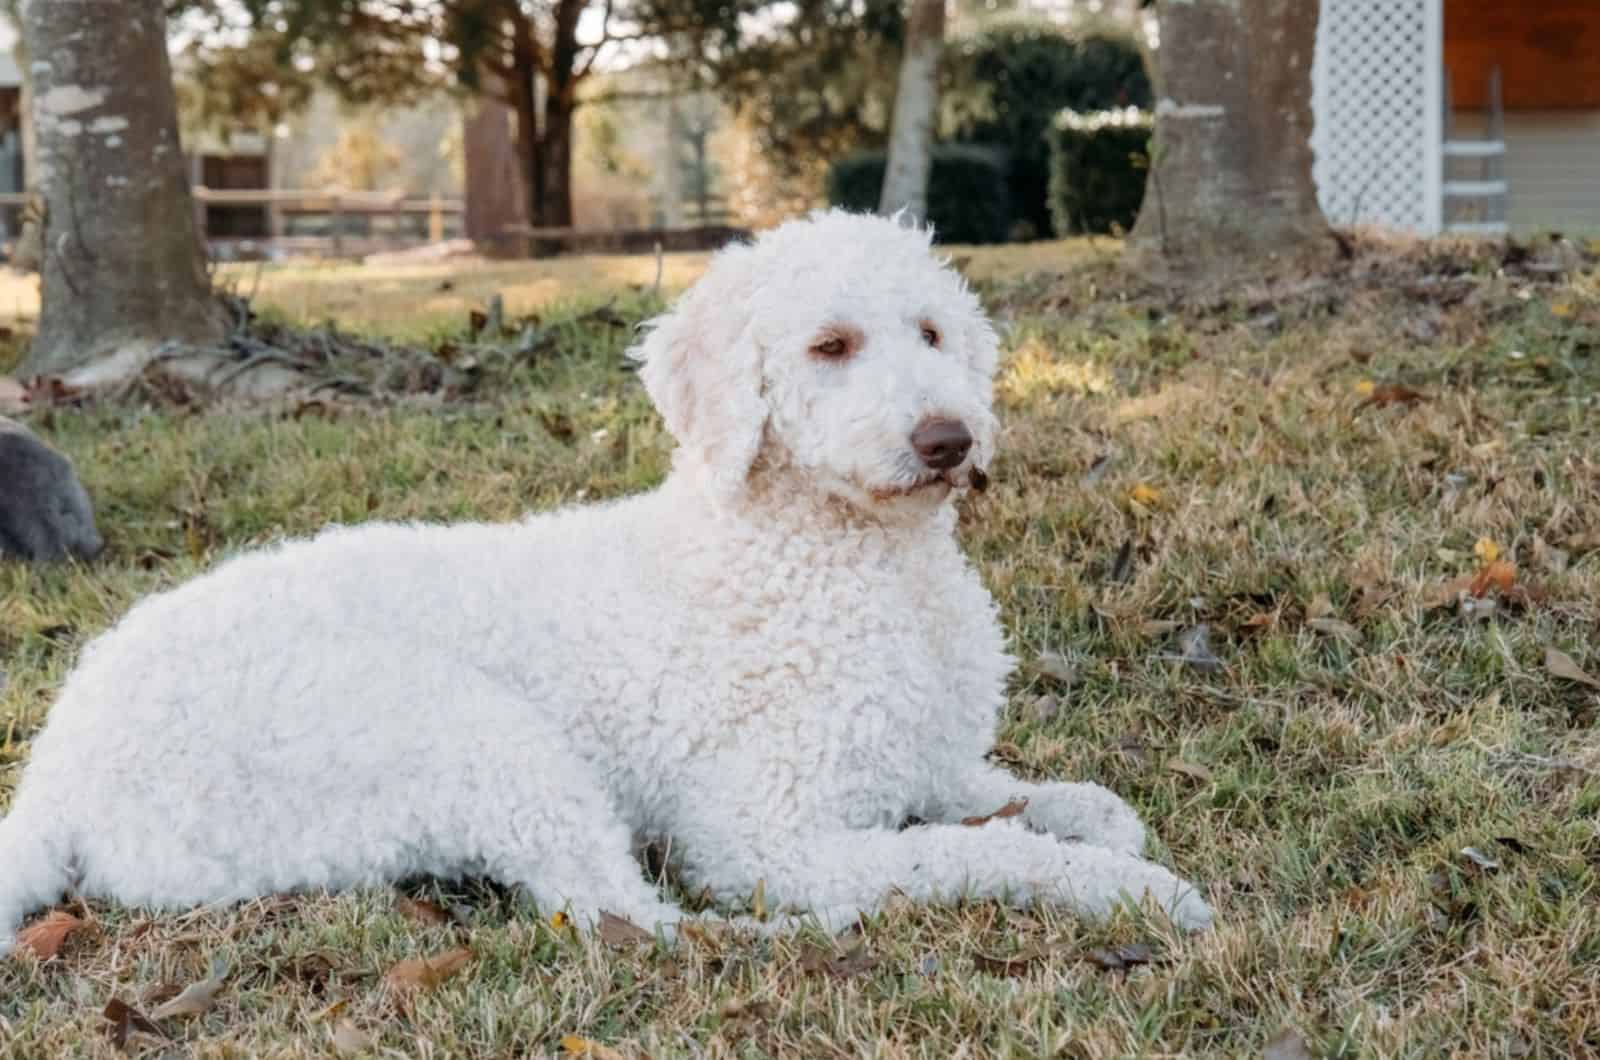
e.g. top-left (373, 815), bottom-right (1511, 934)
top-left (20, 0), bottom-right (222, 380)
top-left (537, 97), bottom-right (575, 229)
top-left (1128, 0), bottom-right (1329, 272)
top-left (539, 0), bottom-right (582, 230)
top-left (878, 0), bottom-right (945, 221)
top-left (463, 90), bottom-right (526, 248)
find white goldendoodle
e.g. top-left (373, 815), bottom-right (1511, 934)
top-left (0, 211), bottom-right (1210, 952)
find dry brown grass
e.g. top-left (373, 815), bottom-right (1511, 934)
top-left (2, 236), bottom-right (1599, 1057)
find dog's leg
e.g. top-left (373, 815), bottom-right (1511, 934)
top-left (683, 820), bottom-right (1211, 931)
top-left (936, 763), bottom-right (1148, 857)
top-left (470, 757), bottom-right (686, 936)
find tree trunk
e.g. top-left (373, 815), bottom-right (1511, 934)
top-left (539, 0), bottom-right (582, 230)
top-left (463, 89), bottom-right (526, 250)
top-left (537, 96), bottom-right (574, 229)
top-left (20, 0), bottom-right (222, 380)
top-left (1128, 0), bottom-right (1329, 272)
top-left (878, 0), bottom-right (945, 221)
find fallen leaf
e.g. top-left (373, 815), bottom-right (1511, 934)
top-left (1141, 619), bottom-right (1183, 638)
top-left (1353, 379), bottom-right (1376, 397)
top-left (720, 997), bottom-right (779, 1021)
top-left (1551, 300), bottom-right (1576, 319)
top-left (561, 1035), bottom-right (627, 1059)
top-left (1128, 482), bottom-right (1164, 509)
top-left (798, 941), bottom-right (878, 977)
top-left (1356, 382), bottom-right (1426, 410)
top-left (15, 910), bottom-right (85, 960)
top-left (103, 999), bottom-right (166, 1050)
top-left (332, 1020), bottom-right (377, 1055)
top-left (149, 958), bottom-right (228, 1019)
top-left (1459, 846), bottom-right (1501, 873)
top-left (1264, 1028), bottom-right (1315, 1060)
top-left (395, 895), bottom-right (450, 926)
top-left (1240, 611), bottom-right (1277, 633)
top-left (1175, 624), bottom-right (1224, 672)
top-left (1306, 617), bottom-right (1361, 643)
top-left (383, 947), bottom-right (472, 994)
top-left (973, 943), bottom-right (1053, 977)
top-left (597, 911), bottom-right (655, 946)
top-left (1032, 652), bottom-right (1077, 687)
top-left (1545, 647), bottom-right (1600, 689)
top-left (549, 911), bottom-right (572, 931)
top-left (1474, 537), bottom-right (1502, 564)
top-left (961, 797), bottom-right (1029, 827)
top-left (1086, 942), bottom-right (1154, 971)
top-left (1470, 560), bottom-right (1517, 598)
top-left (1305, 593), bottom-right (1335, 621)
top-left (1024, 694), bottom-right (1060, 724)
top-left (1166, 760), bottom-right (1214, 784)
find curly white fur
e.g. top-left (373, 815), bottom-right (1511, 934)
top-left (0, 211), bottom-right (1210, 953)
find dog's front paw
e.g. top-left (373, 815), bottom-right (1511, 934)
top-left (1026, 782), bottom-right (1146, 856)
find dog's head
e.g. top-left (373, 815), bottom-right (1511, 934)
top-left (633, 210), bottom-right (999, 515)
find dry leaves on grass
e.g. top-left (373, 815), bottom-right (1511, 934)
top-left (1545, 647), bottom-right (1600, 690)
top-left (561, 1035), bottom-right (629, 1059)
top-left (332, 1019), bottom-right (379, 1055)
top-left (394, 895), bottom-right (451, 926)
top-left (798, 941), bottom-right (878, 978)
top-left (972, 943), bottom-right (1055, 977)
top-left (1263, 1028), bottom-right (1315, 1060)
top-left (597, 911), bottom-right (655, 947)
top-left (1354, 380), bottom-right (1426, 410)
top-left (1166, 760), bottom-right (1214, 784)
top-left (148, 958), bottom-right (228, 1020)
top-left (103, 999), bottom-right (166, 1051)
top-left (961, 798), bottom-right (1028, 827)
top-left (14, 910), bottom-right (86, 960)
top-left (382, 946), bottom-right (473, 996)
top-left (1086, 942), bottom-right (1155, 972)
top-left (1173, 624), bottom-right (1225, 673)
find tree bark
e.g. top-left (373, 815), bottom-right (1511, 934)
top-left (1128, 0), bottom-right (1329, 273)
top-left (20, 0), bottom-right (222, 380)
top-left (878, 0), bottom-right (945, 221)
top-left (463, 87), bottom-right (526, 248)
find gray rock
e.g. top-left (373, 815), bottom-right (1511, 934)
top-left (0, 416), bottom-right (103, 562)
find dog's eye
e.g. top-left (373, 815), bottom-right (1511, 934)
top-left (920, 325), bottom-right (941, 348)
top-left (812, 336), bottom-right (850, 359)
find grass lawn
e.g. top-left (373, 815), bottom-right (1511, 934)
top-left (2, 238), bottom-right (1598, 1057)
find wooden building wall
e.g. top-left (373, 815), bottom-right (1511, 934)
top-left (1445, 0), bottom-right (1600, 109)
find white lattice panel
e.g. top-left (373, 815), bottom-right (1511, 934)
top-left (1312, 0), bottom-right (1442, 234)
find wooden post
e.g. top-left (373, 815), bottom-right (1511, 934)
top-left (429, 192), bottom-right (444, 243)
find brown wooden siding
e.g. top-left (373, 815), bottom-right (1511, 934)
top-left (1445, 0), bottom-right (1600, 109)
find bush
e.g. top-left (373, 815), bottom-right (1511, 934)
top-left (1046, 107), bottom-right (1151, 236)
top-left (827, 145), bottom-right (1011, 245)
top-left (943, 20), bottom-right (1152, 239)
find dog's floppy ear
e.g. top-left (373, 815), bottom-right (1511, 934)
top-left (633, 246), bottom-right (767, 497)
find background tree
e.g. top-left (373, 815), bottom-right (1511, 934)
top-left (877, 0), bottom-right (944, 219)
top-left (1129, 0), bottom-right (1328, 270)
top-left (21, 0), bottom-right (222, 380)
top-left (188, 0), bottom-right (748, 232)
top-left (308, 119), bottom-right (404, 192)
top-left (713, 0), bottom-right (903, 202)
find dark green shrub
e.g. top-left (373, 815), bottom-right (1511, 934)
top-left (1046, 107), bottom-right (1151, 236)
top-left (943, 20), bottom-right (1152, 239)
top-left (827, 145), bottom-right (1011, 244)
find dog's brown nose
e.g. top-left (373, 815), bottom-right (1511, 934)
top-left (911, 418), bottom-right (973, 470)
